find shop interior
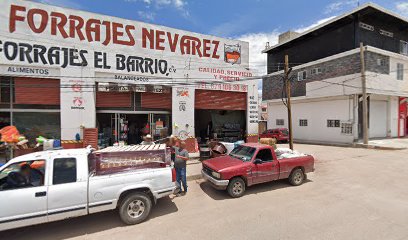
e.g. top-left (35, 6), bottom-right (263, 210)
top-left (96, 113), bottom-right (171, 147)
top-left (195, 110), bottom-right (245, 144)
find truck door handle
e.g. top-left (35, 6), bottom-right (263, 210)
top-left (35, 191), bottom-right (47, 197)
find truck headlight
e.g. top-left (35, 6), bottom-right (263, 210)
top-left (212, 171), bottom-right (220, 179)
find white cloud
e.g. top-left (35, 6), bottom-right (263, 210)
top-left (237, 31), bottom-right (280, 76)
top-left (39, 0), bottom-right (83, 9)
top-left (324, 0), bottom-right (359, 14)
top-left (126, 0), bottom-right (189, 18)
top-left (138, 11), bottom-right (155, 21)
top-left (295, 16), bottom-right (336, 33)
top-left (396, 2), bottom-right (408, 16)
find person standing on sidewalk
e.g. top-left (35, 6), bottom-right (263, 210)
top-left (174, 141), bottom-right (189, 195)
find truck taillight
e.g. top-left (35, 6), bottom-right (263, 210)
top-left (171, 168), bottom-right (176, 182)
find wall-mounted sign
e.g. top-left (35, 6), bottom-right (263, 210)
top-left (0, 0), bottom-right (251, 83)
top-left (156, 120), bottom-right (164, 129)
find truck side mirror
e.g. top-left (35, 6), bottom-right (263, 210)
top-left (254, 159), bottom-right (263, 164)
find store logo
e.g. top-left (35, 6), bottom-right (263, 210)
top-left (179, 101), bottom-right (186, 111)
top-left (176, 89), bottom-right (189, 97)
top-left (224, 44), bottom-right (241, 65)
top-left (71, 97), bottom-right (85, 110)
top-left (71, 83), bottom-right (82, 92)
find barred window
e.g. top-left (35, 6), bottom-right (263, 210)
top-left (310, 68), bottom-right (322, 75)
top-left (299, 119), bottom-right (308, 127)
top-left (397, 63), bottom-right (404, 80)
top-left (297, 71), bottom-right (307, 81)
top-left (327, 120), bottom-right (340, 128)
top-left (276, 119), bottom-right (284, 126)
top-left (400, 41), bottom-right (408, 55)
top-left (341, 123), bottom-right (353, 135)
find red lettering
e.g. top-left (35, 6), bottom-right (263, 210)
top-left (167, 32), bottom-right (179, 52)
top-left (155, 30), bottom-right (165, 50)
top-left (27, 9), bottom-right (48, 33)
top-left (142, 28), bottom-right (154, 49)
top-left (50, 12), bottom-right (68, 38)
top-left (112, 22), bottom-right (135, 46)
top-left (124, 25), bottom-right (136, 46)
top-left (102, 21), bottom-right (111, 46)
top-left (85, 19), bottom-right (101, 42)
top-left (212, 40), bottom-right (220, 59)
top-left (190, 36), bottom-right (202, 57)
top-left (203, 39), bottom-right (211, 57)
top-left (9, 5), bottom-right (26, 33)
top-left (180, 36), bottom-right (191, 55)
top-left (69, 15), bottom-right (85, 40)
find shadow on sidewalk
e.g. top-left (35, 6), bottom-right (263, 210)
top-left (1, 197), bottom-right (178, 240)
top-left (199, 179), bottom-right (312, 200)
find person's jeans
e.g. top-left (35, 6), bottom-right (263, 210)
top-left (175, 167), bottom-right (187, 192)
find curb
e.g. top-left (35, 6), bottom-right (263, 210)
top-left (353, 144), bottom-right (407, 150)
top-left (187, 174), bottom-right (203, 181)
top-left (292, 140), bottom-right (407, 150)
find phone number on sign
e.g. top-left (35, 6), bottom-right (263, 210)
top-left (197, 83), bottom-right (247, 92)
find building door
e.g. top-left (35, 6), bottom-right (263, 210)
top-left (111, 114), bottom-right (128, 144)
top-left (369, 101), bottom-right (387, 138)
top-left (358, 95), bottom-right (370, 139)
top-left (149, 113), bottom-right (171, 141)
top-left (398, 97), bottom-right (407, 137)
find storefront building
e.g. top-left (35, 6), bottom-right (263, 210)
top-left (0, 0), bottom-right (259, 153)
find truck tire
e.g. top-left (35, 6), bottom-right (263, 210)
top-left (227, 177), bottom-right (246, 198)
top-left (119, 192), bottom-right (152, 225)
top-left (289, 168), bottom-right (305, 186)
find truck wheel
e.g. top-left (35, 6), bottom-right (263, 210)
top-left (289, 168), bottom-right (305, 186)
top-left (119, 192), bottom-right (152, 225)
top-left (227, 177), bottom-right (246, 198)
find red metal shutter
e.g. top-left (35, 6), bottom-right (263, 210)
top-left (141, 92), bottom-right (172, 109)
top-left (96, 92), bottom-right (132, 108)
top-left (14, 77), bottom-right (60, 105)
top-left (83, 128), bottom-right (98, 149)
top-left (195, 90), bottom-right (247, 110)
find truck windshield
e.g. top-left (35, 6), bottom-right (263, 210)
top-left (229, 146), bottom-right (256, 162)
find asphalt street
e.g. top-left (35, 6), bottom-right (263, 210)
top-left (2, 144), bottom-right (408, 240)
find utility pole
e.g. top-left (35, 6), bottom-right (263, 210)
top-left (284, 55), bottom-right (294, 150)
top-left (360, 43), bottom-right (369, 144)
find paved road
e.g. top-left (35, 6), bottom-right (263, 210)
top-left (3, 144), bottom-right (408, 240)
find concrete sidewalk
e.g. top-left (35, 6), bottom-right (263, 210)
top-left (186, 158), bottom-right (203, 181)
top-left (354, 138), bottom-right (408, 150)
top-left (294, 138), bottom-right (408, 150)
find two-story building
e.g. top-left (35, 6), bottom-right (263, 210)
top-left (262, 3), bottom-right (408, 144)
top-left (0, 0), bottom-right (259, 154)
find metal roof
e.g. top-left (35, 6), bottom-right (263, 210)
top-left (262, 3), bottom-right (408, 53)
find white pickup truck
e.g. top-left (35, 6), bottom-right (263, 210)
top-left (0, 146), bottom-right (176, 231)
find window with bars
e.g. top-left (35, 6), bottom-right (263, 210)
top-left (397, 63), bottom-right (404, 80)
top-left (310, 68), bottom-right (322, 75)
top-left (299, 119), bottom-right (308, 127)
top-left (297, 71), bottom-right (307, 81)
top-left (327, 120), bottom-right (340, 128)
top-left (341, 123), bottom-right (353, 135)
top-left (276, 119), bottom-right (284, 126)
top-left (400, 41), bottom-right (408, 56)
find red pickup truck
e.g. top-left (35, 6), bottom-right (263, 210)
top-left (201, 143), bottom-right (315, 198)
top-left (259, 128), bottom-right (289, 143)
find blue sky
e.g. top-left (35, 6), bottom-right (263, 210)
top-left (34, 0), bottom-right (408, 76)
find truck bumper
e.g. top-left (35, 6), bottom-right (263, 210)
top-left (201, 170), bottom-right (229, 190)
